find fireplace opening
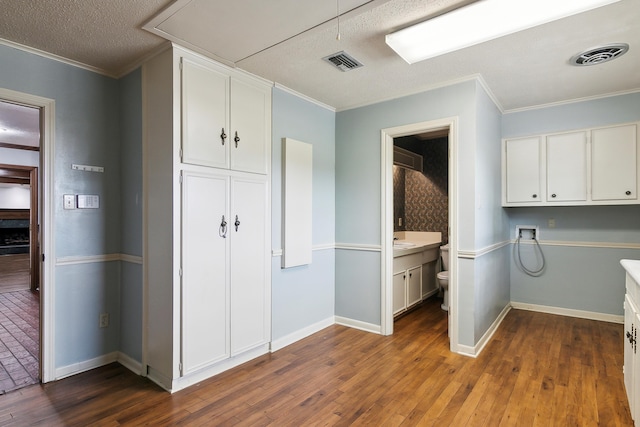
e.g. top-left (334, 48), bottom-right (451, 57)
top-left (0, 217), bottom-right (30, 255)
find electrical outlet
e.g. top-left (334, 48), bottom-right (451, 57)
top-left (99, 313), bottom-right (109, 328)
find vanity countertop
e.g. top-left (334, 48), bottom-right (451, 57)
top-left (393, 231), bottom-right (442, 258)
top-left (621, 259), bottom-right (640, 285)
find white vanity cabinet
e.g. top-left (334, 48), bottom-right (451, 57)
top-left (181, 55), bottom-right (271, 175)
top-left (421, 247), bottom-right (439, 299)
top-left (622, 259), bottom-right (640, 423)
top-left (393, 254), bottom-right (422, 316)
top-left (503, 122), bottom-right (639, 207)
top-left (143, 45), bottom-right (271, 392)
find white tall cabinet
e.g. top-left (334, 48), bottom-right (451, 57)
top-left (143, 45), bottom-right (271, 392)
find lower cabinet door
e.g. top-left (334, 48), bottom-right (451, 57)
top-left (393, 272), bottom-right (406, 315)
top-left (624, 296), bottom-right (635, 408)
top-left (181, 171), bottom-right (230, 374)
top-left (230, 175), bottom-right (269, 355)
top-left (406, 266), bottom-right (422, 308)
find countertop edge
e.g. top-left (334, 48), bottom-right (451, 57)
top-left (621, 259), bottom-right (640, 285)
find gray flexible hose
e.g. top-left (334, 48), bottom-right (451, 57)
top-left (515, 235), bottom-right (546, 276)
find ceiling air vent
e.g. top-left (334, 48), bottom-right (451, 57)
top-left (322, 51), bottom-right (363, 72)
top-left (570, 43), bottom-right (629, 66)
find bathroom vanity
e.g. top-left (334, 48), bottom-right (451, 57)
top-left (622, 259), bottom-right (640, 423)
top-left (393, 232), bottom-right (441, 316)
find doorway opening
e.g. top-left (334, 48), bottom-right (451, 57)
top-left (0, 93), bottom-right (52, 391)
top-left (392, 131), bottom-right (449, 315)
top-left (380, 117), bottom-right (459, 353)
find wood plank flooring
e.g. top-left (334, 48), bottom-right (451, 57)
top-left (0, 254), bottom-right (29, 293)
top-left (0, 297), bottom-right (632, 426)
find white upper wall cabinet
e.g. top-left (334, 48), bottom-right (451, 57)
top-left (181, 54), bottom-right (271, 175)
top-left (181, 58), bottom-right (229, 169)
top-left (592, 125), bottom-right (637, 201)
top-left (546, 131), bottom-right (587, 202)
top-left (503, 122), bottom-right (639, 207)
top-left (504, 136), bottom-right (542, 204)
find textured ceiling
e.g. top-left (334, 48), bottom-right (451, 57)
top-left (0, 0), bottom-right (638, 114)
top-left (0, 0), bottom-right (171, 76)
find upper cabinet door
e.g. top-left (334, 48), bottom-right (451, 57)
top-left (505, 137), bottom-right (542, 203)
top-left (181, 58), bottom-right (230, 169)
top-left (546, 131), bottom-right (587, 202)
top-left (592, 124), bottom-right (637, 201)
top-left (230, 77), bottom-right (270, 175)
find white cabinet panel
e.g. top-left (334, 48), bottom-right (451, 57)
top-left (181, 58), bottom-right (229, 169)
top-left (181, 171), bottom-right (230, 374)
top-left (622, 262), bottom-right (640, 423)
top-left (624, 296), bottom-right (634, 408)
top-left (503, 122), bottom-right (639, 206)
top-left (180, 57), bottom-right (270, 175)
top-left (230, 176), bottom-right (269, 354)
top-left (546, 132), bottom-right (587, 202)
top-left (393, 272), bottom-right (406, 315)
top-left (421, 261), bottom-right (437, 298)
top-left (230, 77), bottom-right (270, 175)
top-left (592, 124), bottom-right (637, 201)
top-left (406, 266), bottom-right (422, 308)
top-left (505, 137), bottom-right (541, 203)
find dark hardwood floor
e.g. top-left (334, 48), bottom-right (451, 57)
top-left (0, 297), bottom-right (632, 426)
top-left (0, 254), bottom-right (29, 293)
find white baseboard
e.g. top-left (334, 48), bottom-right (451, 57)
top-left (455, 303), bottom-right (511, 358)
top-left (270, 316), bottom-right (335, 352)
top-left (117, 352), bottom-right (142, 375)
top-left (335, 316), bottom-right (381, 334)
top-left (511, 301), bottom-right (624, 324)
top-left (55, 351), bottom-right (118, 380)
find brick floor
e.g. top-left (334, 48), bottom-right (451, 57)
top-left (0, 290), bottom-right (39, 394)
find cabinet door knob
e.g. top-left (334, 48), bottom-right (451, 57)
top-left (234, 131), bottom-right (240, 148)
top-left (220, 128), bottom-right (227, 145)
top-left (551, 194), bottom-right (557, 198)
top-left (234, 215), bottom-right (241, 232)
top-left (219, 215), bottom-right (228, 238)
top-left (626, 190), bottom-right (632, 196)
top-left (532, 194), bottom-right (537, 198)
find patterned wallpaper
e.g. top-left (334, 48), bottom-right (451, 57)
top-left (393, 137), bottom-right (449, 244)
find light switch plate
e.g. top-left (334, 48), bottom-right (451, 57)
top-left (63, 194), bottom-right (76, 209)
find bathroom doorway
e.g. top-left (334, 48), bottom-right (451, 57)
top-left (380, 118), bottom-right (459, 353)
top-left (392, 131), bottom-right (449, 315)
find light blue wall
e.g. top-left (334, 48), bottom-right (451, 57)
top-left (271, 87), bottom-right (336, 340)
top-left (0, 44), bottom-right (124, 369)
top-left (503, 92), bottom-right (640, 315)
top-left (471, 83), bottom-right (510, 343)
top-left (118, 69), bottom-right (143, 362)
top-left (335, 81), bottom-right (486, 338)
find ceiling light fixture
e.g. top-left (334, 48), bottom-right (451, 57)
top-left (385, 0), bottom-right (621, 64)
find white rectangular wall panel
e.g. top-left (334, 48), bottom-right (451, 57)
top-left (282, 138), bottom-right (313, 268)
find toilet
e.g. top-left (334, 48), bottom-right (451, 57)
top-left (437, 244), bottom-right (450, 311)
